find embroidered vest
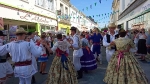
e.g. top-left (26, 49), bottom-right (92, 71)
top-left (106, 34), bottom-right (119, 43)
top-left (106, 34), bottom-right (119, 51)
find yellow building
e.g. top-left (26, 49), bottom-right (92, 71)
top-left (58, 17), bottom-right (71, 34)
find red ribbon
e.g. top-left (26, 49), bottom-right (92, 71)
top-left (116, 51), bottom-right (124, 72)
top-left (42, 54), bottom-right (47, 57)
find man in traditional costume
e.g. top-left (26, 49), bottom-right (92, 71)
top-left (103, 23), bottom-right (119, 62)
top-left (70, 27), bottom-right (83, 79)
top-left (89, 27), bottom-right (103, 64)
top-left (0, 31), bottom-right (13, 84)
top-left (0, 28), bottom-right (42, 84)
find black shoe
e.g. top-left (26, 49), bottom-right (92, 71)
top-left (84, 70), bottom-right (88, 73)
top-left (31, 76), bottom-right (36, 84)
top-left (77, 70), bottom-right (83, 79)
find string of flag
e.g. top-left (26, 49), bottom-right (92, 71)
top-left (57, 10), bottom-right (119, 19)
top-left (81, 0), bottom-right (108, 12)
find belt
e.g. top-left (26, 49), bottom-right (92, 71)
top-left (93, 43), bottom-right (100, 45)
top-left (0, 59), bottom-right (7, 63)
top-left (15, 60), bottom-right (31, 66)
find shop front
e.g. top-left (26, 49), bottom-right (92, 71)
top-left (58, 23), bottom-right (71, 34)
top-left (0, 4), bottom-right (57, 37)
top-left (118, 0), bottom-right (150, 30)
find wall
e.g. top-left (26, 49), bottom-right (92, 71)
top-left (0, 0), bottom-right (57, 19)
top-left (119, 0), bottom-right (135, 14)
top-left (118, 0), bottom-right (150, 29)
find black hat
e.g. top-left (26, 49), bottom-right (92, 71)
top-left (0, 31), bottom-right (6, 36)
top-left (70, 26), bottom-right (77, 31)
top-left (27, 32), bottom-right (33, 35)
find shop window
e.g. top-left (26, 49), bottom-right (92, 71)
top-left (20, 25), bottom-right (27, 31)
top-left (35, 0), bottom-right (45, 7)
top-left (60, 4), bottom-right (64, 15)
top-left (28, 25), bottom-right (36, 32)
top-left (46, 0), bottom-right (54, 12)
top-left (51, 27), bottom-right (55, 30)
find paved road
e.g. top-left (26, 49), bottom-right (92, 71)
top-left (6, 47), bottom-right (150, 84)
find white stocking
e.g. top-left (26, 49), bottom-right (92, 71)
top-left (98, 54), bottom-right (102, 61)
top-left (19, 76), bottom-right (32, 84)
top-left (93, 54), bottom-right (97, 59)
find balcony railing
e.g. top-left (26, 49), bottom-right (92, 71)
top-left (58, 14), bottom-right (71, 24)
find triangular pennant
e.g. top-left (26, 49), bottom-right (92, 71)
top-left (99, 0), bottom-right (101, 3)
top-left (90, 5), bottom-right (92, 9)
top-left (99, 15), bottom-right (100, 17)
top-left (93, 15), bottom-right (94, 17)
top-left (94, 3), bottom-right (97, 6)
top-left (82, 9), bottom-right (84, 11)
top-left (86, 7), bottom-right (88, 10)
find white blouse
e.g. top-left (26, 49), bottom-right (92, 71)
top-left (139, 34), bottom-right (146, 39)
top-left (0, 40), bottom-right (42, 78)
top-left (51, 40), bottom-right (71, 54)
top-left (0, 41), bottom-right (42, 62)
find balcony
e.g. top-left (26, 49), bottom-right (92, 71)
top-left (58, 14), bottom-right (71, 25)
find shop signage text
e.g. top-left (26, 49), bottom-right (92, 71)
top-left (20, 13), bottom-right (49, 23)
top-left (142, 4), bottom-right (150, 11)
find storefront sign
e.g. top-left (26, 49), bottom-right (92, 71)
top-left (20, 13), bottom-right (49, 23)
top-left (0, 17), bottom-right (4, 30)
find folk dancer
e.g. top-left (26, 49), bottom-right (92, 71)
top-left (103, 23), bottom-right (119, 62)
top-left (0, 28), bottom-right (42, 84)
top-left (70, 27), bottom-right (83, 79)
top-left (36, 35), bottom-right (50, 75)
top-left (80, 34), bottom-right (97, 73)
top-left (103, 29), bottom-right (148, 84)
top-left (46, 33), bottom-right (78, 84)
top-left (27, 32), bottom-right (38, 83)
top-left (89, 27), bottom-right (103, 64)
top-left (0, 31), bottom-right (13, 84)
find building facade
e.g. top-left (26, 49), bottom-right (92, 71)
top-left (117, 0), bottom-right (150, 30)
top-left (111, 0), bottom-right (120, 25)
top-left (0, 0), bottom-right (57, 36)
top-left (57, 0), bottom-right (98, 33)
top-left (56, 0), bottom-right (71, 34)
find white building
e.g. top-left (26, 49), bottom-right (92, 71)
top-left (111, 0), bottom-right (119, 25)
top-left (56, 0), bottom-right (71, 34)
top-left (70, 5), bottom-right (82, 31)
top-left (0, 0), bottom-right (57, 35)
top-left (118, 0), bottom-right (150, 30)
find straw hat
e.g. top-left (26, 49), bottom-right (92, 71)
top-left (108, 23), bottom-right (116, 28)
top-left (15, 27), bottom-right (27, 34)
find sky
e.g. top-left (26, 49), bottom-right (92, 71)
top-left (70, 0), bottom-right (113, 28)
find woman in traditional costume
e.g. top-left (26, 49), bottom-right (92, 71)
top-left (80, 34), bottom-right (97, 72)
top-left (103, 29), bottom-right (148, 84)
top-left (46, 33), bottom-right (78, 84)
